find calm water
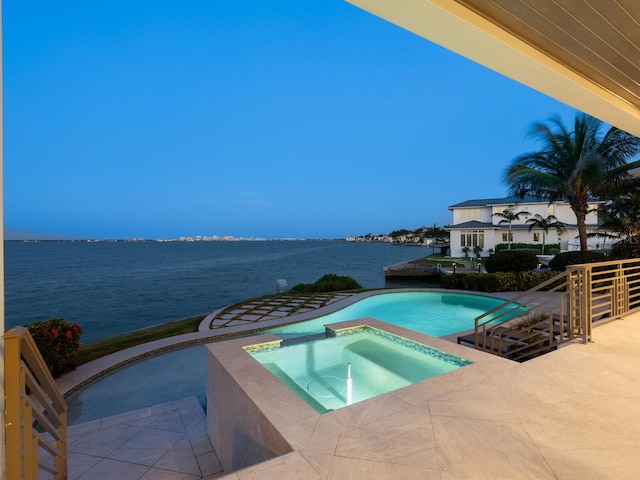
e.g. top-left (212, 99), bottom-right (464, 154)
top-left (5, 240), bottom-right (435, 342)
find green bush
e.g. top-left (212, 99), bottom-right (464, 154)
top-left (609, 240), bottom-right (640, 259)
top-left (484, 250), bottom-right (539, 273)
top-left (26, 318), bottom-right (83, 378)
top-left (462, 273), bottom-right (500, 292)
top-left (440, 273), bottom-right (465, 289)
top-left (495, 243), bottom-right (560, 254)
top-left (289, 274), bottom-right (361, 293)
top-left (499, 271), bottom-right (562, 290)
top-left (441, 271), bottom-right (561, 292)
top-left (548, 251), bottom-right (608, 271)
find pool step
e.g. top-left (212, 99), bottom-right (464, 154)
top-left (280, 333), bottom-right (327, 347)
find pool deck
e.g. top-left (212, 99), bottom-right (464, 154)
top-left (59, 289), bottom-right (640, 479)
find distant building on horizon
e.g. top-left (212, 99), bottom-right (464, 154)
top-left (445, 195), bottom-right (605, 258)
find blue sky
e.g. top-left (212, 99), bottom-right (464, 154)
top-left (4, 0), bottom-right (579, 240)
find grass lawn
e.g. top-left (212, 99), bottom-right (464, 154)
top-left (411, 254), bottom-right (467, 268)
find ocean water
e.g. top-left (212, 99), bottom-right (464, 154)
top-left (4, 240), bottom-right (436, 342)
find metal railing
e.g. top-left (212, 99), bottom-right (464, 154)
top-left (467, 258), bottom-right (640, 361)
top-left (4, 326), bottom-right (68, 480)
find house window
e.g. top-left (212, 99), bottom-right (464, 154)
top-left (461, 231), bottom-right (484, 247)
top-left (533, 233), bottom-right (540, 242)
top-left (502, 233), bottom-right (513, 242)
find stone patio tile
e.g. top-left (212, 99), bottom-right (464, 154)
top-left (427, 378), bottom-right (517, 422)
top-left (67, 451), bottom-right (103, 480)
top-left (327, 457), bottom-right (439, 480)
top-left (236, 314), bottom-right (263, 322)
top-left (224, 320), bottom-right (254, 327)
top-left (149, 410), bottom-right (187, 433)
top-left (335, 407), bottom-right (438, 469)
top-left (197, 450), bottom-right (224, 477)
top-left (329, 392), bottom-right (410, 430)
top-left (152, 438), bottom-right (201, 476)
top-left (432, 416), bottom-right (555, 479)
top-left (300, 437), bottom-right (340, 478)
top-left (139, 468), bottom-right (201, 479)
top-left (76, 458), bottom-right (150, 480)
top-left (69, 423), bottom-right (142, 457)
top-left (234, 451), bottom-right (319, 480)
top-left (539, 446), bottom-right (640, 480)
top-left (107, 428), bottom-right (186, 466)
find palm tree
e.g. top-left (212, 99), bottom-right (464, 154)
top-left (504, 113), bottom-right (640, 251)
top-left (492, 207), bottom-right (530, 249)
top-left (595, 192), bottom-right (640, 242)
top-left (525, 214), bottom-right (565, 254)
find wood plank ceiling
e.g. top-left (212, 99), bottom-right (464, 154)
top-left (456, 0), bottom-right (640, 111)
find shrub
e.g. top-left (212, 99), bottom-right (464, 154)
top-left (440, 273), bottom-right (465, 289)
top-left (548, 251), bottom-right (608, 271)
top-left (442, 271), bottom-right (561, 292)
top-left (609, 240), bottom-right (640, 259)
top-left (289, 274), bottom-right (361, 293)
top-left (462, 273), bottom-right (500, 292)
top-left (491, 271), bottom-right (560, 291)
top-left (484, 250), bottom-right (539, 273)
top-left (495, 243), bottom-right (560, 254)
top-left (26, 318), bottom-right (83, 378)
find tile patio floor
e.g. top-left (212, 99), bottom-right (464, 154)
top-left (66, 396), bottom-right (222, 479)
top-left (61, 291), bottom-right (640, 479)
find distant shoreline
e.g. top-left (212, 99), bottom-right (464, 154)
top-left (3, 237), bottom-right (342, 243)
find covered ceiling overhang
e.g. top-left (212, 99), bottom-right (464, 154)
top-left (346, 0), bottom-right (640, 138)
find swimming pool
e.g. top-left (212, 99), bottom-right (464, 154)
top-left (247, 325), bottom-right (472, 413)
top-left (267, 291), bottom-right (522, 338)
top-left (66, 291), bottom-right (521, 424)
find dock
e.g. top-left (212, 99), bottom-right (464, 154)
top-left (383, 260), bottom-right (440, 278)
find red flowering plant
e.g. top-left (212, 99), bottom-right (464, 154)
top-left (26, 318), bottom-right (83, 378)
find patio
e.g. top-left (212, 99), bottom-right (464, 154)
top-left (66, 310), bottom-right (640, 479)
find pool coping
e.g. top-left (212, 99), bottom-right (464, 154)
top-left (56, 288), bottom-right (527, 397)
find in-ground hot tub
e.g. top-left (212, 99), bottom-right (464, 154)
top-left (246, 325), bottom-right (472, 413)
top-left (206, 318), bottom-right (476, 473)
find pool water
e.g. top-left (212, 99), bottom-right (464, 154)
top-left (268, 291), bottom-right (522, 338)
top-left (247, 326), bottom-right (472, 413)
top-left (66, 345), bottom-right (207, 425)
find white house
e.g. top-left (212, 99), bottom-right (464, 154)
top-left (446, 196), bottom-right (605, 258)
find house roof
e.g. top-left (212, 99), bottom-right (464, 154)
top-left (445, 221), bottom-right (496, 230)
top-left (448, 195), bottom-right (550, 209)
top-left (446, 221), bottom-right (602, 231)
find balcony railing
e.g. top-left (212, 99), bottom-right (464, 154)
top-left (4, 326), bottom-right (67, 480)
top-left (460, 258), bottom-right (640, 361)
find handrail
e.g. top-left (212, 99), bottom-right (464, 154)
top-left (4, 326), bottom-right (68, 480)
top-left (468, 258), bottom-right (640, 361)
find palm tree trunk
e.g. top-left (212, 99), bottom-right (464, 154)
top-left (571, 195), bottom-right (590, 252)
top-left (576, 212), bottom-right (589, 251)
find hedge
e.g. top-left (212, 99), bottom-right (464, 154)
top-left (484, 250), bottom-right (539, 273)
top-left (441, 271), bottom-right (561, 292)
top-left (548, 251), bottom-right (608, 271)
